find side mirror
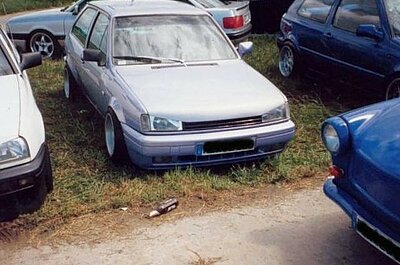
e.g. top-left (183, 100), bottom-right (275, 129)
top-left (72, 5), bottom-right (79, 15)
top-left (238, 41), bottom-right (253, 57)
top-left (356, 24), bottom-right (383, 41)
top-left (83, 48), bottom-right (105, 66)
top-left (19, 52), bottom-right (42, 71)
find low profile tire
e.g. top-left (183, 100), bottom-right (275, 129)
top-left (105, 109), bottom-right (128, 162)
top-left (385, 76), bottom-right (400, 100)
top-left (29, 30), bottom-right (60, 60)
top-left (278, 43), bottom-right (300, 78)
top-left (64, 66), bottom-right (78, 100)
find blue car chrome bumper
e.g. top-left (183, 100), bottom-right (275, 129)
top-left (122, 120), bottom-right (295, 170)
top-left (324, 179), bottom-right (400, 262)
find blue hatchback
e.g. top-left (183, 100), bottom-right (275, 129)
top-left (277, 0), bottom-right (400, 100)
top-left (321, 99), bottom-right (400, 263)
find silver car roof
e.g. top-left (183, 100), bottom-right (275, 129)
top-left (89, 0), bottom-right (207, 17)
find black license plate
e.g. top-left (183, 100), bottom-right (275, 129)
top-left (202, 139), bottom-right (255, 155)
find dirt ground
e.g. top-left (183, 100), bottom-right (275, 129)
top-left (0, 178), bottom-right (395, 265)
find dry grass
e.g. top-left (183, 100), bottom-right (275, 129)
top-left (3, 37), bottom-right (376, 235)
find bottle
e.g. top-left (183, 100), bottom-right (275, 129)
top-left (149, 198), bottom-right (179, 218)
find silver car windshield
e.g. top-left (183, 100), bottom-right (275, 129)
top-left (113, 15), bottom-right (237, 65)
top-left (385, 0), bottom-right (400, 37)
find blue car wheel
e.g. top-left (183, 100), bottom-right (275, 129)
top-left (386, 76), bottom-right (400, 100)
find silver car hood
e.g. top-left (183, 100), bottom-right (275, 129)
top-left (116, 60), bottom-right (286, 122)
top-left (7, 8), bottom-right (67, 23)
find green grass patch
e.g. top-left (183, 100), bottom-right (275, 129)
top-left (0, 0), bottom-right (70, 15)
top-left (22, 37), bottom-right (339, 225)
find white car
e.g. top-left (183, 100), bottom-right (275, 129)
top-left (0, 28), bottom-right (53, 221)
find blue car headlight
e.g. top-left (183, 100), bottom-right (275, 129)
top-left (321, 117), bottom-right (350, 155)
top-left (0, 137), bottom-right (30, 169)
top-left (141, 115), bottom-right (183, 132)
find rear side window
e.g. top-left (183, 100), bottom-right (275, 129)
top-left (298, 0), bottom-right (335, 23)
top-left (333, 0), bottom-right (380, 33)
top-left (72, 7), bottom-right (97, 45)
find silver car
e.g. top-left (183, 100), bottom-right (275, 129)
top-left (6, 0), bottom-right (90, 59)
top-left (64, 0), bottom-right (295, 169)
top-left (181, 0), bottom-right (252, 44)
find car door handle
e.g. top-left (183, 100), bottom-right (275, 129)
top-left (323, 32), bottom-right (333, 39)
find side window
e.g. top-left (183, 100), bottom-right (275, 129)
top-left (298, 0), bottom-right (335, 23)
top-left (88, 13), bottom-right (109, 53)
top-left (71, 7), bottom-right (97, 45)
top-left (333, 0), bottom-right (381, 33)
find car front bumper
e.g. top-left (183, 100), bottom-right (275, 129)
top-left (122, 120), bottom-right (295, 170)
top-left (324, 178), bottom-right (400, 263)
top-left (0, 144), bottom-right (51, 196)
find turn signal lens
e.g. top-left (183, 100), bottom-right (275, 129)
top-left (223, 16), bottom-right (244, 29)
top-left (329, 165), bottom-right (344, 178)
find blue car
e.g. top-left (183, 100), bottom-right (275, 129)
top-left (322, 99), bottom-right (400, 263)
top-left (277, 0), bottom-right (400, 100)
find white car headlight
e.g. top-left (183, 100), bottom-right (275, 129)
top-left (262, 102), bottom-right (290, 123)
top-left (141, 115), bottom-right (183, 132)
top-left (0, 137), bottom-right (30, 169)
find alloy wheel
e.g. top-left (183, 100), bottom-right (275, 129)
top-left (386, 77), bottom-right (400, 100)
top-left (105, 113), bottom-right (116, 157)
top-left (279, 45), bottom-right (295, 78)
top-left (30, 32), bottom-right (54, 59)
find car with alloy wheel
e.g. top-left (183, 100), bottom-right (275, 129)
top-left (0, 28), bottom-right (53, 222)
top-left (277, 0), bottom-right (400, 100)
top-left (64, 0), bottom-right (295, 169)
top-left (6, 0), bottom-right (91, 59)
top-left (322, 98), bottom-right (400, 263)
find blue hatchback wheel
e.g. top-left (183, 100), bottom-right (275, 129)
top-left (279, 44), bottom-right (296, 78)
top-left (386, 77), bottom-right (400, 100)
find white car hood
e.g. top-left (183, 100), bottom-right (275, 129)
top-left (115, 60), bottom-right (286, 122)
top-left (0, 75), bottom-right (20, 143)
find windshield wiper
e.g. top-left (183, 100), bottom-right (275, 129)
top-left (113, 56), bottom-right (186, 66)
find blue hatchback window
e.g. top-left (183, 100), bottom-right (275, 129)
top-left (298, 0), bottom-right (335, 23)
top-left (334, 0), bottom-right (380, 33)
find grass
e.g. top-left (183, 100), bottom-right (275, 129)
top-left (0, 0), bottom-right (70, 15)
top-left (17, 37), bottom-right (363, 228)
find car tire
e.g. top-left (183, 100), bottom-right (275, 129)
top-left (278, 43), bottom-right (300, 78)
top-left (385, 75), bottom-right (400, 100)
top-left (17, 158), bottom-right (51, 215)
top-left (104, 108), bottom-right (128, 162)
top-left (0, 196), bottom-right (19, 222)
top-left (29, 30), bottom-right (60, 60)
top-left (64, 65), bottom-right (78, 100)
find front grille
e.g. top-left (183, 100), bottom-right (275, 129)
top-left (356, 218), bottom-right (400, 262)
top-left (183, 116), bottom-right (262, 131)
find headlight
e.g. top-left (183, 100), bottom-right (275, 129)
top-left (0, 137), bottom-right (30, 169)
top-left (141, 115), bottom-right (183, 132)
top-left (322, 124), bottom-right (340, 153)
top-left (321, 117), bottom-right (350, 155)
top-left (262, 102), bottom-right (290, 123)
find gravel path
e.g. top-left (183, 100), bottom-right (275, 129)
top-left (1, 187), bottom-right (395, 265)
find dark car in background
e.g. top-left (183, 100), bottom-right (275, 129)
top-left (245, 0), bottom-right (294, 33)
top-left (277, 0), bottom-right (400, 100)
